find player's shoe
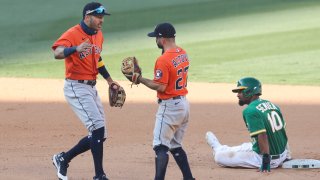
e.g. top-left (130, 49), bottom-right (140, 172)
top-left (52, 152), bottom-right (69, 180)
top-left (206, 131), bottom-right (221, 150)
top-left (93, 174), bottom-right (109, 180)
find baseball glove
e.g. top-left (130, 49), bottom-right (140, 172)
top-left (121, 57), bottom-right (142, 86)
top-left (109, 82), bottom-right (126, 108)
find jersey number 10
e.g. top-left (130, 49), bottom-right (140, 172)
top-left (176, 66), bottom-right (189, 90)
top-left (267, 111), bottom-right (284, 133)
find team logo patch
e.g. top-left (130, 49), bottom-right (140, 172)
top-left (155, 69), bottom-right (163, 80)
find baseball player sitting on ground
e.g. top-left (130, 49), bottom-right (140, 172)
top-left (51, 2), bottom-right (119, 180)
top-left (206, 77), bottom-right (291, 172)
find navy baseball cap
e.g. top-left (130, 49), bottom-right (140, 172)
top-left (148, 23), bottom-right (176, 38)
top-left (83, 2), bottom-right (110, 18)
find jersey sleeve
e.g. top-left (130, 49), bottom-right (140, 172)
top-left (153, 57), bottom-right (169, 85)
top-left (52, 30), bottom-right (73, 50)
top-left (244, 110), bottom-right (266, 137)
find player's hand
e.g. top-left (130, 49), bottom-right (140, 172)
top-left (259, 154), bottom-right (271, 173)
top-left (76, 39), bottom-right (92, 53)
top-left (110, 81), bottom-right (120, 90)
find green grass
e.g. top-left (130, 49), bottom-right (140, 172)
top-left (0, 0), bottom-right (320, 85)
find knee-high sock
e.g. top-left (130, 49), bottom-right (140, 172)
top-left (170, 147), bottom-right (194, 179)
top-left (154, 145), bottom-right (169, 180)
top-left (90, 127), bottom-right (106, 177)
top-left (63, 136), bottom-right (91, 163)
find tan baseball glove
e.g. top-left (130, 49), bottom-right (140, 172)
top-left (108, 82), bottom-right (126, 108)
top-left (121, 57), bottom-right (142, 86)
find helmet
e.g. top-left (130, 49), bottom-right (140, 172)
top-left (232, 77), bottom-right (262, 98)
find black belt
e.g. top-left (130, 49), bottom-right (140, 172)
top-left (271, 155), bottom-right (280, 160)
top-left (66, 78), bottom-right (97, 86)
top-left (78, 80), bottom-right (96, 86)
top-left (158, 96), bottom-right (181, 103)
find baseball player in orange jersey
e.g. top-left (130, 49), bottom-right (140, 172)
top-left (138, 23), bottom-right (195, 180)
top-left (51, 2), bottom-right (118, 180)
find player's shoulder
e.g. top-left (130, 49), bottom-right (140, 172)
top-left (61, 24), bottom-right (82, 37)
top-left (65, 24), bottom-right (81, 33)
top-left (244, 100), bottom-right (262, 114)
top-left (243, 105), bottom-right (257, 115)
top-left (156, 52), bottom-right (171, 63)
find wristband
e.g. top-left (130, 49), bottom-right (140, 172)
top-left (260, 154), bottom-right (271, 172)
top-left (63, 46), bottom-right (77, 57)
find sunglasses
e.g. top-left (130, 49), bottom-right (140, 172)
top-left (85, 6), bottom-right (105, 15)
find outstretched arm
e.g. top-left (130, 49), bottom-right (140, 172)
top-left (138, 76), bottom-right (166, 92)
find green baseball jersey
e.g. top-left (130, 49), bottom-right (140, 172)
top-left (243, 99), bottom-right (288, 155)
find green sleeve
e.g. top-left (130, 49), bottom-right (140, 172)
top-left (244, 111), bottom-right (266, 137)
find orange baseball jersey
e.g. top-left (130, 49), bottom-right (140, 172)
top-left (153, 47), bottom-right (189, 100)
top-left (52, 24), bottom-right (104, 80)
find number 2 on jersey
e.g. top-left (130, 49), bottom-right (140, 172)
top-left (175, 66), bottom-right (189, 90)
top-left (267, 111), bottom-right (284, 133)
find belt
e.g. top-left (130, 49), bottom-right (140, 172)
top-left (78, 80), bottom-right (96, 86)
top-left (158, 96), bottom-right (181, 103)
top-left (271, 155), bottom-right (280, 160)
top-left (66, 78), bottom-right (97, 86)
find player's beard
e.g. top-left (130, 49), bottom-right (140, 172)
top-left (238, 97), bottom-right (251, 106)
top-left (157, 42), bottom-right (164, 52)
top-left (156, 37), bottom-right (164, 54)
top-left (238, 100), bottom-right (245, 106)
top-left (89, 16), bottom-right (102, 31)
top-left (238, 98), bottom-right (250, 106)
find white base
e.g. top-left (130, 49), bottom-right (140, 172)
top-left (282, 159), bottom-right (320, 169)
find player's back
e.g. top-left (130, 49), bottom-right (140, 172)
top-left (245, 99), bottom-right (288, 155)
top-left (154, 47), bottom-right (189, 100)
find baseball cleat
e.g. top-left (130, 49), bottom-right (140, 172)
top-left (206, 131), bottom-right (221, 149)
top-left (52, 152), bottom-right (69, 180)
top-left (93, 174), bottom-right (109, 180)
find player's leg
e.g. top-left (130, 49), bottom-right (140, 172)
top-left (153, 101), bottom-right (178, 180)
top-left (153, 105), bottom-right (170, 180)
top-left (52, 80), bottom-right (90, 180)
top-left (160, 97), bottom-right (194, 180)
top-left (52, 136), bottom-right (91, 180)
top-left (206, 131), bottom-right (260, 168)
top-left (169, 100), bottom-right (194, 180)
top-left (63, 136), bottom-right (91, 162)
top-left (170, 147), bottom-right (194, 180)
top-left (63, 81), bottom-right (107, 178)
top-left (89, 87), bottom-right (108, 179)
top-left (91, 127), bottom-right (107, 179)
top-left (153, 145), bottom-right (169, 180)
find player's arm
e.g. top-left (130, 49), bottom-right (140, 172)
top-left (53, 39), bottom-right (91, 59)
top-left (258, 132), bottom-right (269, 154)
top-left (257, 132), bottom-right (271, 172)
top-left (245, 111), bottom-right (271, 172)
top-left (97, 57), bottom-right (115, 86)
top-left (138, 76), bottom-right (166, 92)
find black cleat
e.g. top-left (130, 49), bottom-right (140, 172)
top-left (52, 152), bottom-right (69, 180)
top-left (93, 174), bottom-right (109, 180)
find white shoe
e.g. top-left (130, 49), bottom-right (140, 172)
top-left (206, 131), bottom-right (221, 149)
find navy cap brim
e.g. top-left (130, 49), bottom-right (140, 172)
top-left (147, 32), bottom-right (157, 37)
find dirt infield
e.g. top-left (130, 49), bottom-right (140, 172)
top-left (0, 78), bottom-right (320, 180)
